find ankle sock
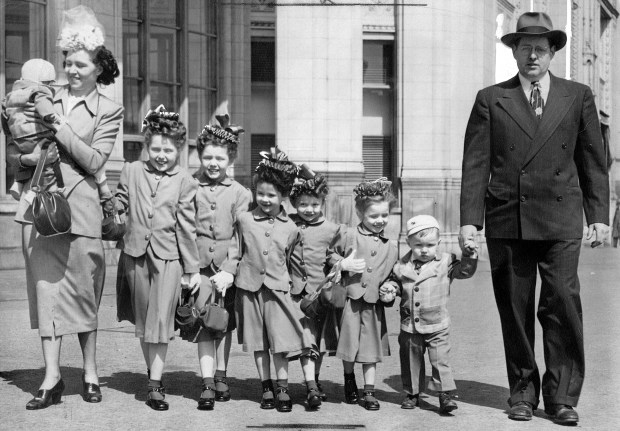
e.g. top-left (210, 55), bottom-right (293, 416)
top-left (363, 384), bottom-right (375, 392)
top-left (306, 380), bottom-right (318, 391)
top-left (276, 379), bottom-right (290, 401)
top-left (202, 377), bottom-right (215, 387)
top-left (214, 369), bottom-right (227, 378)
top-left (315, 373), bottom-right (320, 383)
top-left (148, 379), bottom-right (164, 400)
top-left (261, 379), bottom-right (274, 399)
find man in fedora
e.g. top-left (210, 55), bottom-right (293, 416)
top-left (459, 12), bottom-right (609, 425)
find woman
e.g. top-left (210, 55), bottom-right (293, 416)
top-left (7, 6), bottom-right (123, 410)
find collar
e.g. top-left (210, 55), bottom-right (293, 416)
top-left (357, 223), bottom-right (387, 239)
top-left (291, 213), bottom-right (325, 226)
top-left (400, 250), bottom-right (441, 265)
top-left (194, 170), bottom-right (232, 186)
top-left (252, 206), bottom-right (289, 222)
top-left (54, 85), bottom-right (99, 117)
top-left (518, 71), bottom-right (550, 101)
top-left (143, 160), bottom-right (180, 176)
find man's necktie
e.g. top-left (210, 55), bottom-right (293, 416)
top-left (530, 81), bottom-right (544, 119)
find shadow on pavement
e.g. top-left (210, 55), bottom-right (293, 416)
top-left (382, 374), bottom-right (510, 410)
top-left (1, 366), bottom-right (96, 397)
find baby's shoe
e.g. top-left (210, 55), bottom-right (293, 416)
top-left (9, 180), bottom-right (23, 201)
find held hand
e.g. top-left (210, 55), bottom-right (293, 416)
top-left (459, 225), bottom-right (478, 254)
top-left (181, 273), bottom-right (201, 295)
top-left (210, 271), bottom-right (234, 296)
top-left (379, 283), bottom-right (396, 295)
top-left (462, 239), bottom-right (478, 258)
top-left (340, 249), bottom-right (366, 273)
top-left (586, 223), bottom-right (609, 248)
top-left (22, 141), bottom-right (58, 166)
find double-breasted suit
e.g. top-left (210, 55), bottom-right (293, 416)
top-left (461, 73), bottom-right (609, 409)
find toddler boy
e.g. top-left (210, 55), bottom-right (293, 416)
top-left (381, 214), bottom-right (477, 414)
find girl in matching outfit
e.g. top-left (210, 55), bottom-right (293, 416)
top-left (289, 165), bottom-right (344, 406)
top-left (226, 147), bottom-right (313, 412)
top-left (183, 115), bottom-right (252, 410)
top-left (116, 106), bottom-right (201, 411)
top-left (327, 178), bottom-right (399, 411)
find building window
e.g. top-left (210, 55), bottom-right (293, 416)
top-left (251, 37), bottom-right (276, 168)
top-left (122, 0), bottom-right (217, 162)
top-left (1, 0), bottom-right (47, 199)
top-left (362, 39), bottom-right (394, 182)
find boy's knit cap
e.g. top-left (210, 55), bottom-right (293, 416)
top-left (21, 59), bottom-right (56, 82)
top-left (406, 214), bottom-right (440, 237)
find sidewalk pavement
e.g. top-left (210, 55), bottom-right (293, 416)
top-left (1, 246), bottom-right (619, 431)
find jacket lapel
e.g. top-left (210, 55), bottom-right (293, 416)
top-left (522, 74), bottom-right (575, 165)
top-left (496, 75), bottom-right (536, 140)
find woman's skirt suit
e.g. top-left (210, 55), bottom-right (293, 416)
top-left (7, 86), bottom-right (123, 337)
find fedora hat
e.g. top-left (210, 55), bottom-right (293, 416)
top-left (501, 12), bottom-right (567, 50)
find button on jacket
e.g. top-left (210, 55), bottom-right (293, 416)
top-left (389, 252), bottom-right (477, 334)
top-left (233, 207), bottom-right (299, 293)
top-left (193, 172), bottom-right (252, 273)
top-left (327, 224), bottom-right (398, 304)
top-left (289, 213), bottom-right (344, 295)
top-left (116, 161), bottom-right (200, 274)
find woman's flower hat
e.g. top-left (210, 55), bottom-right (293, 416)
top-left (57, 5), bottom-right (105, 51)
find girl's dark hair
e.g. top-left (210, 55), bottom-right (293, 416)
top-left (93, 46), bottom-right (120, 85)
top-left (290, 174), bottom-right (329, 206)
top-left (143, 117), bottom-right (187, 149)
top-left (353, 179), bottom-right (396, 215)
top-left (253, 165), bottom-right (296, 196)
top-left (196, 133), bottom-right (238, 161)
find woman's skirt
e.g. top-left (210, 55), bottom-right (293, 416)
top-left (23, 224), bottom-right (105, 337)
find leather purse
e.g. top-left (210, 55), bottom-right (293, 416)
top-left (31, 142), bottom-right (71, 237)
top-left (300, 268), bottom-right (346, 319)
top-left (200, 291), bottom-right (229, 339)
top-left (175, 289), bottom-right (201, 328)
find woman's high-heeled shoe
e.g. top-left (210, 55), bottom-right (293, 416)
top-left (82, 373), bottom-right (102, 403)
top-left (26, 379), bottom-right (65, 410)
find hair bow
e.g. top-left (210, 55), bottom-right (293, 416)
top-left (141, 104), bottom-right (179, 133)
top-left (256, 146), bottom-right (298, 175)
top-left (200, 113), bottom-right (244, 144)
top-left (353, 177), bottom-right (393, 198)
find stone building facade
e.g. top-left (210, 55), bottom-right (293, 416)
top-left (1, 0), bottom-right (618, 269)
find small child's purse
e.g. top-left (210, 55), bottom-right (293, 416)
top-left (199, 290), bottom-right (229, 339)
top-left (300, 264), bottom-right (346, 319)
top-left (175, 289), bottom-right (201, 328)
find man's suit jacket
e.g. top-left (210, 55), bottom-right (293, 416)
top-left (460, 73), bottom-right (609, 240)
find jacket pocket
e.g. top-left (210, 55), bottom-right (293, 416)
top-left (419, 305), bottom-right (443, 325)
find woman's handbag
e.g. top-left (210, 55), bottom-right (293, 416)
top-left (31, 141), bottom-right (72, 237)
top-left (200, 290), bottom-right (229, 339)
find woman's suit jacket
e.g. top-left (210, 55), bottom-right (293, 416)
top-left (9, 86), bottom-right (123, 238)
top-left (460, 73), bottom-right (609, 240)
